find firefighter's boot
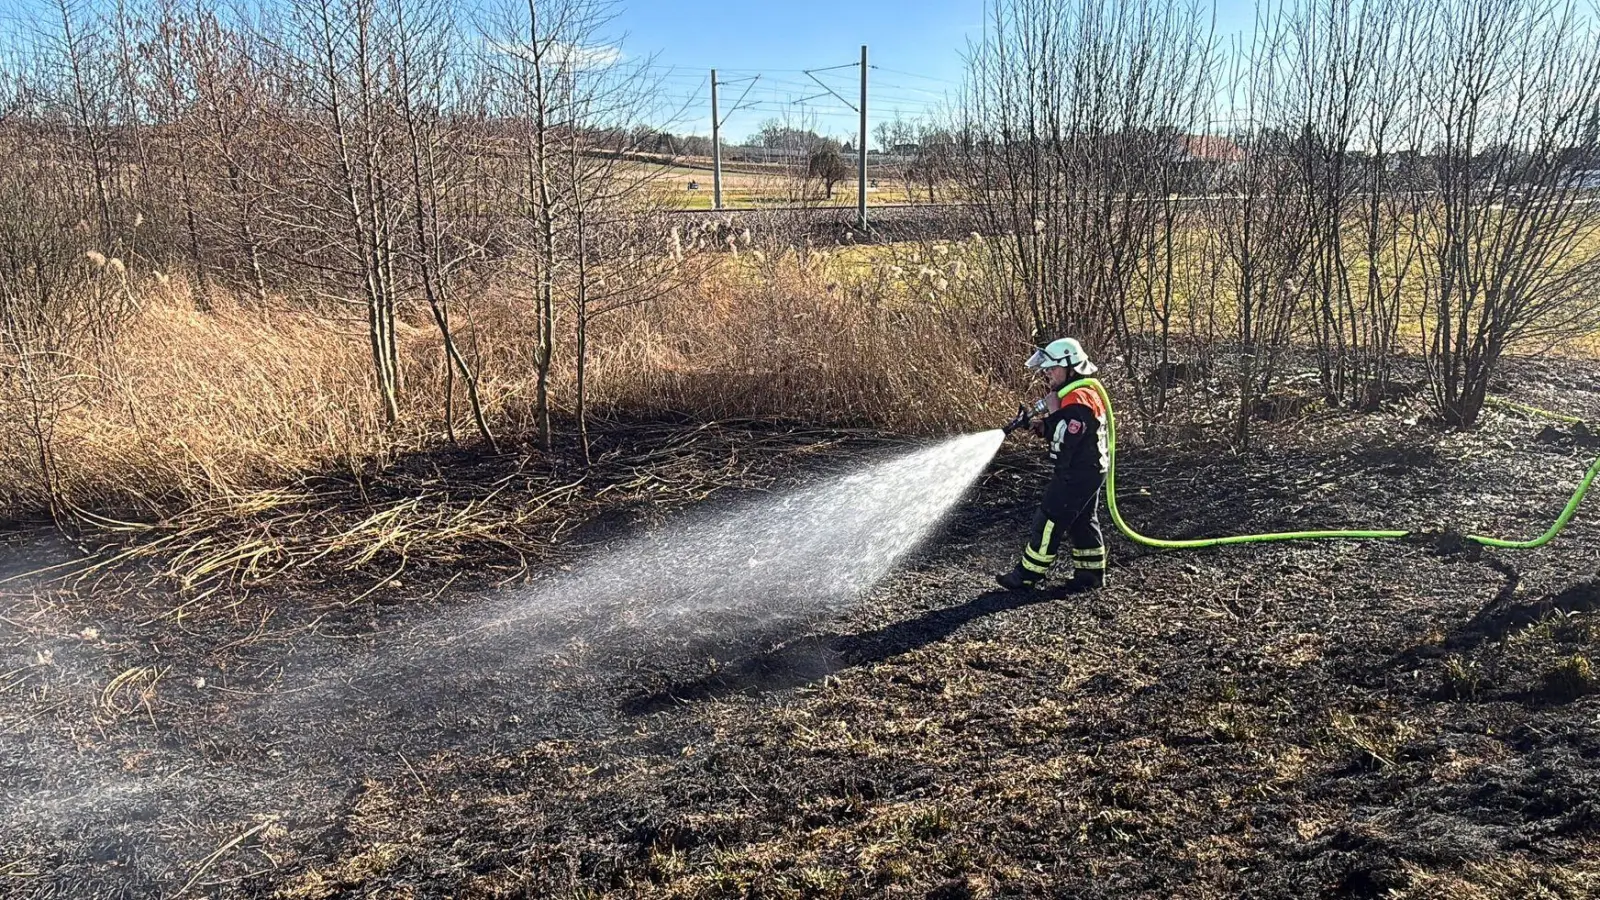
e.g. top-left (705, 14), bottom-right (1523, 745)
top-left (996, 564), bottom-right (1045, 591)
top-left (1060, 567), bottom-right (1105, 594)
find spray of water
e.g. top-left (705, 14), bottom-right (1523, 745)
top-left (1, 430), bottom-right (1009, 894)
top-left (461, 427), bottom-right (1008, 643)
top-left (258, 427), bottom-right (1012, 747)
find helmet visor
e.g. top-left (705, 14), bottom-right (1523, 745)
top-left (1024, 348), bottom-right (1051, 370)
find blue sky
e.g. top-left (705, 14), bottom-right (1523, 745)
top-left (0, 0), bottom-right (1266, 145)
top-left (609, 0), bottom-right (1261, 144)
top-left (612, 0), bottom-right (981, 143)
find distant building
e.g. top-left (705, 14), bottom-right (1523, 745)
top-left (1166, 133), bottom-right (1246, 189)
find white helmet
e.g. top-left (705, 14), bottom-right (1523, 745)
top-left (1025, 337), bottom-right (1098, 375)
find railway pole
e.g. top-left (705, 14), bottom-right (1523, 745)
top-left (857, 45), bottom-right (868, 231)
top-left (710, 69), bottom-right (723, 210)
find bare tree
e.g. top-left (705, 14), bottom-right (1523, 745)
top-left (188, 7), bottom-right (274, 303)
top-left (555, 72), bottom-right (685, 460)
top-left (390, 0), bottom-right (497, 448)
top-left (0, 160), bottom-right (136, 520)
top-left (484, 0), bottom-right (579, 448)
top-left (1413, 0), bottom-right (1600, 427)
top-left (751, 114), bottom-right (842, 206)
top-left (875, 114), bottom-right (918, 201)
top-left (909, 123), bottom-right (957, 203)
top-left (1206, 9), bottom-right (1316, 446)
top-left (956, 0), bottom-right (1217, 389)
top-left (47, 0), bottom-right (118, 246)
top-left (485, 0), bottom-right (702, 452)
top-left (1287, 0), bottom-right (1426, 410)
top-left (143, 0), bottom-right (213, 306)
top-left (273, 0), bottom-right (405, 426)
top-left (1347, 0), bottom-right (1428, 409)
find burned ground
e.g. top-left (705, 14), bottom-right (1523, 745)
top-left (3, 360), bottom-right (1599, 899)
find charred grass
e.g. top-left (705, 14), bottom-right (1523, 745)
top-left (2, 358), bottom-right (1599, 898)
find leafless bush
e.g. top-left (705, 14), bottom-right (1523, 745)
top-left (0, 174), bottom-right (139, 518)
top-left (1410, 0), bottom-right (1600, 427)
top-left (956, 0), bottom-right (1219, 423)
top-left (1286, 0), bottom-right (1427, 410)
top-left (1201, 10), bottom-right (1317, 446)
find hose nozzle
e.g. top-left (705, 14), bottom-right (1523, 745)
top-left (1001, 404), bottom-right (1032, 435)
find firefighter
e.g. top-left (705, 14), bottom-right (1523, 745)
top-left (997, 337), bottom-right (1109, 593)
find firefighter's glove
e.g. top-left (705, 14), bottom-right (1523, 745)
top-left (1001, 404), bottom-right (1032, 436)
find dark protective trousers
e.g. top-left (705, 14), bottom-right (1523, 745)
top-left (1019, 474), bottom-right (1107, 578)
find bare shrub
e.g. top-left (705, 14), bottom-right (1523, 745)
top-left (1410, 0), bottom-right (1600, 427)
top-left (577, 249), bottom-right (1021, 435)
top-left (0, 163), bottom-right (140, 518)
top-left (1286, 0), bottom-right (1429, 410)
top-left (2, 282), bottom-right (386, 518)
top-left (956, 0), bottom-right (1218, 374)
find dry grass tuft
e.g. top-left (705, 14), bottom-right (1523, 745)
top-left (1, 249), bottom-right (1022, 529)
top-left (591, 250), bottom-right (1022, 435)
top-left (1540, 654), bottom-right (1597, 701)
top-left (1396, 854), bottom-right (1600, 899)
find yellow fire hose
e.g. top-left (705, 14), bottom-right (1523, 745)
top-left (1059, 378), bottom-right (1600, 551)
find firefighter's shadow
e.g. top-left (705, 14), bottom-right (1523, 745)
top-left (622, 588), bottom-right (1051, 717)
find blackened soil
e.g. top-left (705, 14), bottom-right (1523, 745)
top-left (3, 364), bottom-right (1600, 899)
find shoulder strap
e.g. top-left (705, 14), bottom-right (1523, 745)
top-left (1056, 378), bottom-right (1106, 416)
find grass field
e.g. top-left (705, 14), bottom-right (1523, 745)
top-left (642, 159), bottom-right (955, 209)
top-left (811, 227), bottom-right (1600, 362)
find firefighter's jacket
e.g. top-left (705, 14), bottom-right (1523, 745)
top-left (1032, 378), bottom-right (1109, 480)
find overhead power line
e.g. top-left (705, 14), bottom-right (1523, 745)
top-left (870, 65), bottom-right (961, 85)
top-left (718, 74), bottom-right (760, 126)
top-left (700, 46), bottom-right (873, 230)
